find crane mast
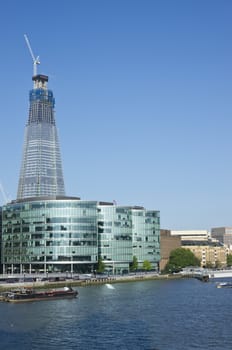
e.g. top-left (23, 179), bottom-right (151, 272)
top-left (24, 34), bottom-right (40, 76)
top-left (0, 182), bottom-right (10, 204)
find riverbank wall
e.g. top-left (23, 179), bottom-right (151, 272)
top-left (0, 273), bottom-right (183, 291)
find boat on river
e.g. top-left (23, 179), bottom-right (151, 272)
top-left (4, 286), bottom-right (78, 303)
top-left (216, 282), bottom-right (232, 288)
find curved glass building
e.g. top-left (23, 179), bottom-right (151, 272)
top-left (1, 197), bottom-right (160, 274)
top-left (2, 197), bottom-right (98, 274)
top-left (17, 75), bottom-right (65, 199)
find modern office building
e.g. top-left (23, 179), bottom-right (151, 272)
top-left (17, 74), bottom-right (65, 199)
top-left (1, 198), bottom-right (160, 274)
top-left (98, 205), bottom-right (160, 274)
top-left (211, 227), bottom-right (232, 248)
top-left (2, 197), bottom-right (95, 274)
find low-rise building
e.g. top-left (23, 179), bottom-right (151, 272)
top-left (160, 230), bottom-right (181, 271)
top-left (184, 243), bottom-right (228, 268)
top-left (161, 229), bottom-right (228, 268)
top-left (170, 230), bottom-right (209, 243)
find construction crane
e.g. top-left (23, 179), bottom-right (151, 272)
top-left (24, 34), bottom-right (40, 76)
top-left (0, 182), bottom-right (10, 204)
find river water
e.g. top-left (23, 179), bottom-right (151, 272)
top-left (0, 278), bottom-right (232, 350)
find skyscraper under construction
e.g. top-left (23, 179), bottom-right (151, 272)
top-left (1, 36), bottom-right (160, 275)
top-left (17, 74), bottom-right (65, 199)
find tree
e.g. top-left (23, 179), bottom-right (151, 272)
top-left (97, 257), bottom-right (105, 273)
top-left (227, 254), bottom-right (232, 267)
top-left (130, 256), bottom-right (138, 272)
top-left (164, 248), bottom-right (200, 273)
top-left (143, 260), bottom-right (152, 272)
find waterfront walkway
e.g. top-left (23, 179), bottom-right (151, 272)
top-left (0, 272), bottom-right (179, 291)
top-left (1, 268), bottom-right (231, 291)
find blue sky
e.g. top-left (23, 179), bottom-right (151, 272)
top-left (0, 0), bottom-right (232, 230)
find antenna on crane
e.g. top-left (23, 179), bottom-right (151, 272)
top-left (24, 34), bottom-right (40, 76)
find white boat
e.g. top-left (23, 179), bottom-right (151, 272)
top-left (216, 282), bottom-right (232, 288)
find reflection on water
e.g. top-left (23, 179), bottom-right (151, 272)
top-left (2, 301), bottom-right (75, 331)
top-left (1, 279), bottom-right (232, 349)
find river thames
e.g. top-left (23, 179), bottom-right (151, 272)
top-left (0, 278), bottom-right (232, 350)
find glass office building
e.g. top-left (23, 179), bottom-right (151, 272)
top-left (17, 74), bottom-right (65, 199)
top-left (2, 197), bottom-right (98, 274)
top-left (98, 205), bottom-right (160, 274)
top-left (1, 198), bottom-right (160, 274)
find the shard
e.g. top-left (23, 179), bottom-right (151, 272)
top-left (17, 74), bottom-right (65, 199)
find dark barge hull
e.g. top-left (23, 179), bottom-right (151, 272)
top-left (5, 288), bottom-right (78, 303)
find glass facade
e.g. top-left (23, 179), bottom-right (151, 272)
top-left (98, 205), bottom-right (133, 274)
top-left (1, 199), bottom-right (160, 274)
top-left (1, 198), bottom-right (98, 274)
top-left (98, 205), bottom-right (160, 274)
top-left (17, 75), bottom-right (65, 199)
top-left (132, 209), bottom-right (160, 268)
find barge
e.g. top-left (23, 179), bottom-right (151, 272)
top-left (4, 286), bottom-right (78, 303)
